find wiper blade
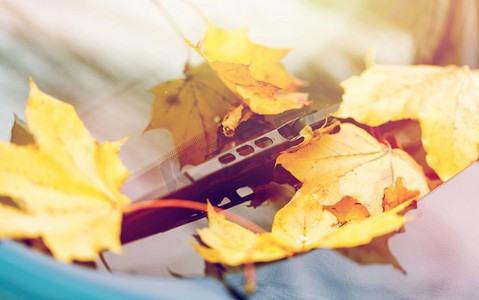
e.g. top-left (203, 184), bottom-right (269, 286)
top-left (121, 104), bottom-right (338, 243)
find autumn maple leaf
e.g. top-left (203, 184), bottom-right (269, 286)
top-left (334, 63), bottom-right (479, 182)
top-left (147, 63), bottom-right (240, 166)
top-left (276, 123), bottom-right (429, 215)
top-left (0, 80), bottom-right (130, 262)
top-left (190, 24), bottom-right (310, 115)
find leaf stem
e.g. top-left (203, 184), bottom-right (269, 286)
top-left (369, 126), bottom-right (391, 148)
top-left (244, 262), bottom-right (257, 294)
top-left (99, 252), bottom-right (111, 273)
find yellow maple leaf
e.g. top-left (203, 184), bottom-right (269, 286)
top-left (190, 24), bottom-right (310, 115)
top-left (193, 123), bottom-right (427, 266)
top-left (0, 79), bottom-right (130, 262)
top-left (146, 63), bottom-right (240, 166)
top-left (194, 195), bottom-right (415, 266)
top-left (276, 123), bottom-right (429, 215)
top-left (334, 64), bottom-right (479, 182)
